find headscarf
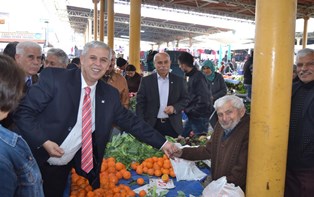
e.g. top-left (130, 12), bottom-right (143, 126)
top-left (202, 60), bottom-right (216, 82)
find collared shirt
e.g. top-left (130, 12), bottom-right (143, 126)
top-left (25, 76), bottom-right (32, 87)
top-left (47, 74), bottom-right (97, 165)
top-left (157, 73), bottom-right (169, 119)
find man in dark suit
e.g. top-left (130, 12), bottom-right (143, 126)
top-left (285, 48), bottom-right (314, 197)
top-left (0, 41), bottom-right (41, 129)
top-left (13, 41), bottom-right (179, 197)
top-left (136, 52), bottom-right (188, 137)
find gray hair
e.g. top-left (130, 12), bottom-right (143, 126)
top-left (296, 48), bottom-right (314, 63)
top-left (81, 41), bottom-right (112, 60)
top-left (214, 95), bottom-right (244, 110)
top-left (16, 41), bottom-right (42, 55)
top-left (153, 52), bottom-right (170, 62)
top-left (47, 48), bottom-right (68, 65)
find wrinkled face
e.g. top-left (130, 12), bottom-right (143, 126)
top-left (45, 55), bottom-right (66, 68)
top-left (296, 53), bottom-right (314, 83)
top-left (216, 101), bottom-right (245, 130)
top-left (202, 67), bottom-right (212, 75)
top-left (106, 53), bottom-right (116, 74)
top-left (154, 53), bottom-right (171, 77)
top-left (80, 47), bottom-right (111, 86)
top-left (15, 47), bottom-right (42, 76)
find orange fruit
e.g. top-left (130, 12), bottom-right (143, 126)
top-left (161, 174), bottom-right (169, 183)
top-left (122, 171), bottom-right (131, 180)
top-left (137, 177), bottom-right (145, 185)
top-left (154, 169), bottom-right (162, 177)
top-left (147, 168), bottom-right (154, 176)
top-left (136, 166), bottom-right (143, 175)
top-left (139, 190), bottom-right (147, 197)
top-left (131, 162), bottom-right (139, 170)
top-left (128, 190), bottom-right (136, 197)
top-left (115, 162), bottom-right (125, 171)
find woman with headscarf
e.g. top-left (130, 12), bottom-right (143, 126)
top-left (202, 60), bottom-right (228, 127)
top-left (202, 60), bottom-right (227, 102)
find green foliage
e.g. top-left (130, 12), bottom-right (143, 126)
top-left (129, 92), bottom-right (137, 112)
top-left (104, 133), bottom-right (163, 169)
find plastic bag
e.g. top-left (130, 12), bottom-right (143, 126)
top-left (170, 157), bottom-right (207, 181)
top-left (202, 176), bottom-right (245, 197)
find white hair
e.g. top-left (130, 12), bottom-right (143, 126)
top-left (214, 95), bottom-right (244, 110)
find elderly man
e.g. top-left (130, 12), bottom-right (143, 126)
top-left (172, 95), bottom-right (249, 191)
top-left (15, 41), bottom-right (42, 88)
top-left (136, 52), bottom-right (188, 137)
top-left (1, 41), bottom-right (42, 129)
top-left (44, 48), bottom-right (69, 68)
top-left (285, 48), bottom-right (314, 197)
top-left (13, 41), bottom-right (179, 197)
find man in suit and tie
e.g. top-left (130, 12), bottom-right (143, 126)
top-left (14, 41), bottom-right (179, 197)
top-left (15, 41), bottom-right (42, 89)
top-left (136, 52), bottom-right (188, 138)
top-left (0, 41), bottom-right (42, 129)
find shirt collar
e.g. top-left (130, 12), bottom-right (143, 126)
top-left (81, 73), bottom-right (97, 91)
top-left (157, 73), bottom-right (169, 79)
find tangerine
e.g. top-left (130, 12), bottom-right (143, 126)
top-left (137, 177), bottom-right (145, 185)
top-left (139, 190), bottom-right (147, 197)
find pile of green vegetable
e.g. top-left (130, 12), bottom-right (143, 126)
top-left (104, 133), bottom-right (163, 169)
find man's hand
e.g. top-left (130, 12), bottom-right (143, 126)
top-left (42, 140), bottom-right (64, 157)
top-left (161, 141), bottom-right (181, 159)
top-left (164, 106), bottom-right (175, 115)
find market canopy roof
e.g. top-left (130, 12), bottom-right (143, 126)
top-left (66, 0), bottom-right (314, 44)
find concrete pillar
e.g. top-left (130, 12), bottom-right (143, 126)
top-left (302, 16), bottom-right (310, 49)
top-left (246, 0), bottom-right (297, 196)
top-left (129, 0), bottom-right (141, 72)
top-left (99, 0), bottom-right (104, 41)
top-left (107, 0), bottom-right (114, 48)
top-left (93, 0), bottom-right (99, 41)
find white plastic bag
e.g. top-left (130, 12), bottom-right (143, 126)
top-left (170, 143), bottom-right (207, 181)
top-left (170, 158), bottom-right (207, 181)
top-left (202, 176), bottom-right (245, 197)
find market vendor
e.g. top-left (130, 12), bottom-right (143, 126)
top-left (13, 41), bottom-right (180, 197)
top-left (172, 95), bottom-right (249, 191)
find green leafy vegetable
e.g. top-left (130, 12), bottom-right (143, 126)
top-left (104, 133), bottom-right (163, 169)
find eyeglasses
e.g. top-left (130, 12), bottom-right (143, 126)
top-left (296, 61), bottom-right (314, 68)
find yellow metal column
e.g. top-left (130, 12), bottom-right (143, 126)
top-left (107, 0), bottom-right (114, 48)
top-left (129, 0), bottom-right (141, 71)
top-left (99, 0), bottom-right (104, 41)
top-left (93, 0), bottom-right (99, 41)
top-left (246, 0), bottom-right (297, 196)
top-left (302, 16), bottom-right (309, 49)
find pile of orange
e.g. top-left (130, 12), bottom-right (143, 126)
top-left (70, 157), bottom-right (135, 197)
top-left (133, 154), bottom-right (176, 179)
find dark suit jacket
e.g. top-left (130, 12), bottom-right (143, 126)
top-left (136, 73), bottom-right (188, 135)
top-left (14, 68), bottom-right (166, 188)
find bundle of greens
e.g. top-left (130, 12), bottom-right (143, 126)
top-left (104, 133), bottom-right (163, 169)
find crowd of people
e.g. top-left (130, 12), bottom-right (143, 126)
top-left (0, 40), bottom-right (313, 197)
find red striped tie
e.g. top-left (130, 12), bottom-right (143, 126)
top-left (81, 87), bottom-right (93, 173)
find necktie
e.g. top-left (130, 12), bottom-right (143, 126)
top-left (81, 87), bottom-right (93, 173)
top-left (26, 77), bottom-right (32, 87)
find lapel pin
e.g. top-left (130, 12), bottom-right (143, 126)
top-left (101, 100), bottom-right (105, 103)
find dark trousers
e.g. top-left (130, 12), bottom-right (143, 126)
top-left (285, 167), bottom-right (314, 197)
top-left (154, 118), bottom-right (178, 138)
top-left (40, 162), bottom-right (72, 197)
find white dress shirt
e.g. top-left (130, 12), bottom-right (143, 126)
top-left (157, 73), bottom-right (169, 119)
top-left (47, 74), bottom-right (97, 165)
